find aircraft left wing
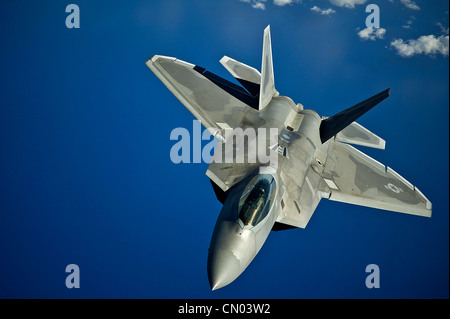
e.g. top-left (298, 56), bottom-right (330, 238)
top-left (321, 142), bottom-right (432, 217)
top-left (146, 55), bottom-right (258, 141)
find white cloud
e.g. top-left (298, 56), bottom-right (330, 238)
top-left (273, 0), bottom-right (300, 5)
top-left (400, 0), bottom-right (420, 11)
top-left (391, 34), bottom-right (449, 57)
top-left (253, 2), bottom-right (266, 9)
top-left (311, 6), bottom-right (336, 15)
top-left (402, 19), bottom-right (414, 29)
top-left (240, 0), bottom-right (302, 9)
top-left (239, 0), bottom-right (267, 10)
top-left (358, 27), bottom-right (386, 41)
top-left (329, 0), bottom-right (367, 8)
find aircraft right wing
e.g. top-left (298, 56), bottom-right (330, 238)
top-left (321, 141), bottom-right (432, 217)
top-left (147, 55), bottom-right (268, 193)
top-left (146, 55), bottom-right (261, 142)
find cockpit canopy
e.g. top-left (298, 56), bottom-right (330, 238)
top-left (238, 174), bottom-right (276, 227)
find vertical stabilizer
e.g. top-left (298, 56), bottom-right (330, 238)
top-left (259, 25), bottom-right (277, 111)
top-left (319, 88), bottom-right (390, 144)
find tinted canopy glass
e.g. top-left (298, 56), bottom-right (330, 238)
top-left (238, 174), bottom-right (275, 227)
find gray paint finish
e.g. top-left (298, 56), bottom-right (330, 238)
top-left (145, 26), bottom-right (431, 290)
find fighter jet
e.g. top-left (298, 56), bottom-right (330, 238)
top-left (146, 25), bottom-right (432, 290)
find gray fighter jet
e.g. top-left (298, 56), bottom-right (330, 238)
top-left (146, 26), bottom-right (432, 290)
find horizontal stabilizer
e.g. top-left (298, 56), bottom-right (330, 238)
top-left (193, 65), bottom-right (259, 109)
top-left (320, 88), bottom-right (390, 144)
top-left (220, 56), bottom-right (261, 97)
top-left (335, 121), bottom-right (385, 149)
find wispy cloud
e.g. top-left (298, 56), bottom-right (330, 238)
top-left (400, 0), bottom-right (420, 11)
top-left (390, 35), bottom-right (449, 57)
top-left (239, 0), bottom-right (267, 10)
top-left (239, 0), bottom-right (301, 9)
top-left (437, 22), bottom-right (450, 35)
top-left (358, 27), bottom-right (386, 41)
top-left (311, 6), bottom-right (336, 15)
top-left (329, 0), bottom-right (367, 9)
top-left (252, 1), bottom-right (266, 10)
top-left (273, 0), bottom-right (300, 6)
top-left (402, 18), bottom-right (414, 29)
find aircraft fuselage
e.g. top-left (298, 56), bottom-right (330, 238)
top-left (207, 96), bottom-right (325, 290)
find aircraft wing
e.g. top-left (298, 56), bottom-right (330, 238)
top-left (147, 55), bottom-right (266, 192)
top-left (146, 55), bottom-right (258, 141)
top-left (321, 142), bottom-right (432, 217)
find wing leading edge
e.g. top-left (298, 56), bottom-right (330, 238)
top-left (146, 55), bottom-right (258, 139)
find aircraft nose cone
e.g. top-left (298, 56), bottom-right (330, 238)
top-left (207, 249), bottom-right (242, 290)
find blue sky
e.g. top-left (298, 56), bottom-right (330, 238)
top-left (0, 0), bottom-right (448, 298)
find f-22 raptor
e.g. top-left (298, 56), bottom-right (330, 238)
top-left (146, 26), bottom-right (432, 290)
